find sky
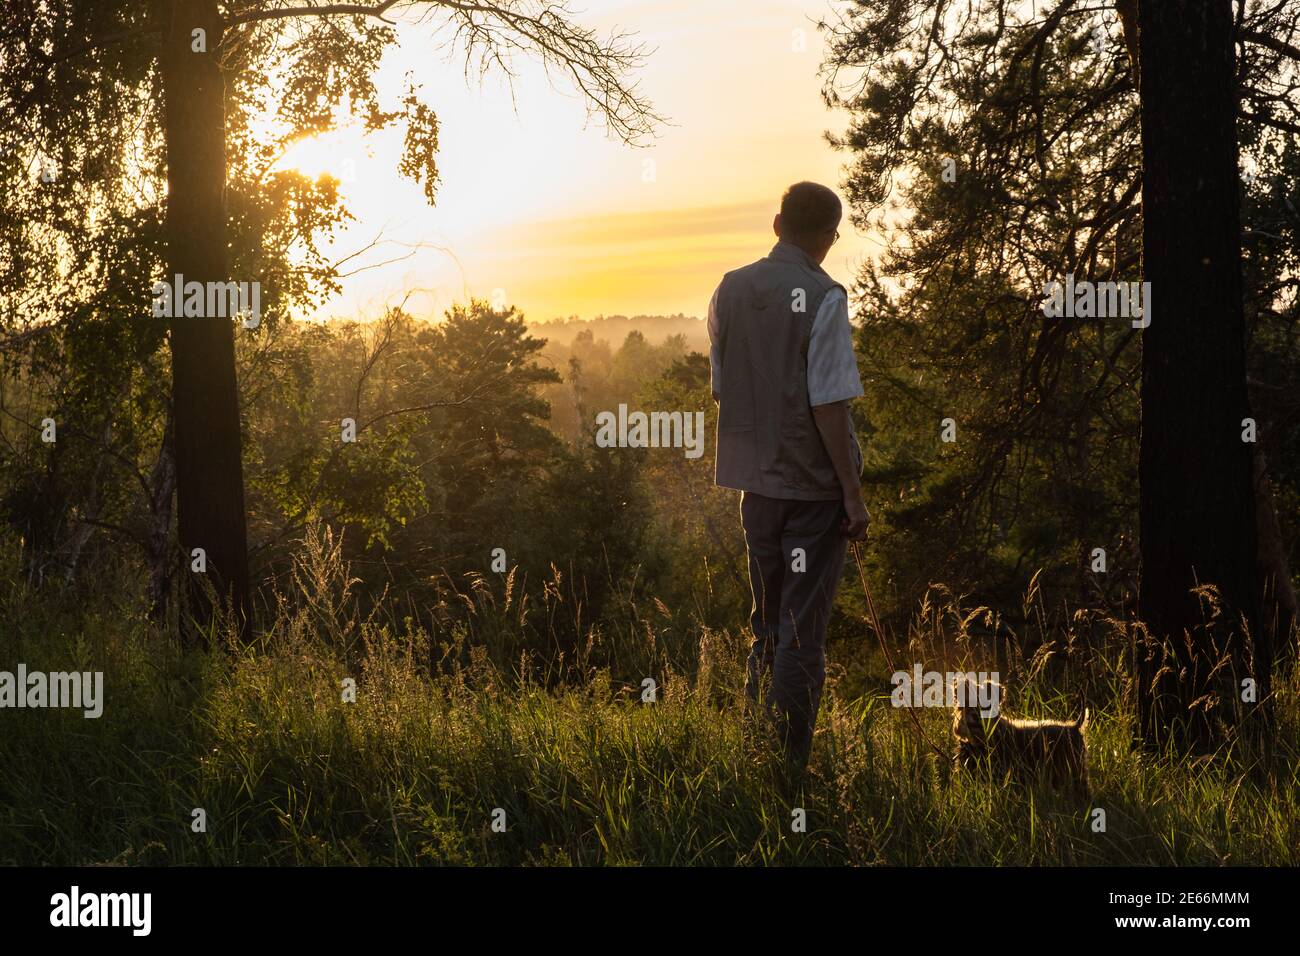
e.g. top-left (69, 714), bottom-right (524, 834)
top-left (273, 0), bottom-right (879, 324)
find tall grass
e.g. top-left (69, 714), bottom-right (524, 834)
top-left (1, 531), bottom-right (1296, 866)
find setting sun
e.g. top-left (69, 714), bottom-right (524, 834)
top-left (273, 128), bottom-right (371, 183)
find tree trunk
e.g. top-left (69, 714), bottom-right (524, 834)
top-left (1115, 0), bottom-right (1139, 87)
top-left (1135, 0), bottom-right (1265, 750)
top-left (157, 0), bottom-right (252, 642)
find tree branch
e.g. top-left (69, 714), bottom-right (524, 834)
top-left (44, 21), bottom-right (163, 65)
top-left (1239, 107), bottom-right (1300, 136)
top-left (224, 0), bottom-right (402, 28)
top-left (1241, 28), bottom-right (1300, 63)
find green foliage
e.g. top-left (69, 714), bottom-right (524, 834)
top-left (823, 1), bottom-right (1300, 624)
top-left (636, 352), bottom-right (749, 631)
top-left (2, 541), bottom-right (1296, 866)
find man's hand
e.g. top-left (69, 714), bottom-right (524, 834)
top-left (842, 493), bottom-right (871, 541)
top-left (812, 400), bottom-right (870, 541)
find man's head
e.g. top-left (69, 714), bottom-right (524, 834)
top-left (773, 181), bottom-right (843, 264)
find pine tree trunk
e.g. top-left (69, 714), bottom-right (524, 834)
top-left (157, 0), bottom-right (252, 642)
top-left (1135, 0), bottom-right (1265, 750)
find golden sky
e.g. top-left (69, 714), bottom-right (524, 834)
top-left (276, 0), bottom-right (879, 323)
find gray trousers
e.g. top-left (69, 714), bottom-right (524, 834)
top-left (740, 491), bottom-right (848, 768)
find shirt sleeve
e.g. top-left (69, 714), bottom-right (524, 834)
top-left (707, 283), bottom-right (722, 399)
top-left (807, 287), bottom-right (864, 406)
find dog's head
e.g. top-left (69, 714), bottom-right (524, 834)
top-left (950, 675), bottom-right (1002, 749)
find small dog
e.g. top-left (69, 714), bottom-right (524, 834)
top-left (951, 677), bottom-right (1090, 798)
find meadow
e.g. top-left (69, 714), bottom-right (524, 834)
top-left (2, 532), bottom-right (1295, 867)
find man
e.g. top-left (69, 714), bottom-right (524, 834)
top-left (707, 181), bottom-right (870, 770)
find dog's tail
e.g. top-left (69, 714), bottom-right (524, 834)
top-left (1075, 707), bottom-right (1090, 733)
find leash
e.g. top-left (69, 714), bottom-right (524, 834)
top-left (849, 540), bottom-right (952, 761)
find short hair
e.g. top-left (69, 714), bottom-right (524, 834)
top-left (779, 182), bottom-right (842, 240)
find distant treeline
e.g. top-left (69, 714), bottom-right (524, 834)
top-left (526, 317), bottom-right (707, 448)
top-left (527, 314), bottom-right (707, 354)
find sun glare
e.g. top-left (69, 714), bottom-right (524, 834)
top-left (273, 128), bottom-right (368, 183)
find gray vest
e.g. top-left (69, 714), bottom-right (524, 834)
top-left (713, 241), bottom-right (854, 501)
